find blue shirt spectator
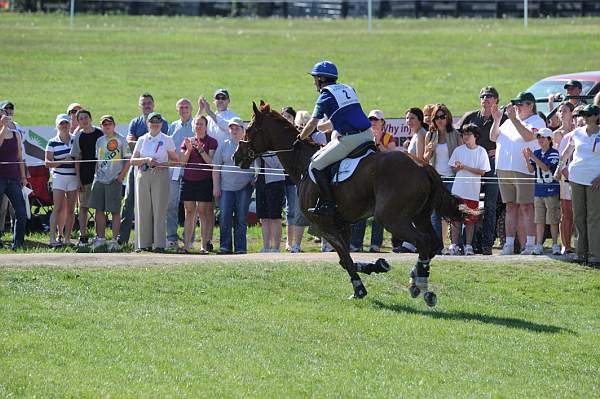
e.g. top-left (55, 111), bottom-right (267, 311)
top-left (530, 147), bottom-right (560, 197)
top-left (129, 114), bottom-right (168, 139)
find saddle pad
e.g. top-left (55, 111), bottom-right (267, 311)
top-left (309, 149), bottom-right (375, 184)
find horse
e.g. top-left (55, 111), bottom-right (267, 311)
top-left (233, 101), bottom-right (467, 306)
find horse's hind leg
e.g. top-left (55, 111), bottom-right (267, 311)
top-left (321, 225), bottom-right (368, 299)
top-left (384, 218), bottom-right (437, 307)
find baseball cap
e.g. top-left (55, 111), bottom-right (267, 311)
top-left (579, 104), bottom-right (600, 117)
top-left (367, 109), bottom-right (385, 120)
top-left (536, 127), bottom-right (553, 138)
top-left (55, 114), bottom-right (71, 125)
top-left (214, 89), bottom-right (230, 99)
top-left (0, 100), bottom-right (14, 109)
top-left (480, 86), bottom-right (499, 98)
top-left (228, 117), bottom-right (244, 128)
top-left (572, 105), bottom-right (585, 117)
top-left (67, 103), bottom-right (82, 113)
top-left (510, 92), bottom-right (536, 105)
top-left (147, 112), bottom-right (162, 122)
top-left (563, 80), bottom-right (582, 90)
top-left (100, 115), bottom-right (115, 124)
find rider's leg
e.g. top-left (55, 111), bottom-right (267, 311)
top-left (309, 130), bottom-right (373, 216)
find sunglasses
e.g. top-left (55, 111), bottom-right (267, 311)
top-left (480, 94), bottom-right (496, 99)
top-left (215, 96), bottom-right (227, 101)
top-left (515, 102), bottom-right (533, 107)
top-left (68, 110), bottom-right (79, 114)
top-left (433, 114), bottom-right (447, 120)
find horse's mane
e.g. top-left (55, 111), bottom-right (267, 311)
top-left (257, 102), bottom-right (296, 131)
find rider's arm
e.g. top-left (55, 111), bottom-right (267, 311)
top-left (299, 118), bottom-right (320, 140)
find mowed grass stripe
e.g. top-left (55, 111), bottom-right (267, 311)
top-left (1, 260), bottom-right (599, 397)
top-left (2, 15), bottom-right (600, 125)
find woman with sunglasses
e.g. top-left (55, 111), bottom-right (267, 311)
top-left (554, 104), bottom-right (600, 266)
top-left (424, 104), bottom-right (462, 254)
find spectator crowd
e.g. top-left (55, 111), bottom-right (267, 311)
top-left (1, 84), bottom-right (599, 265)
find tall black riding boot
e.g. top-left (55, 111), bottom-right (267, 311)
top-left (308, 168), bottom-right (336, 217)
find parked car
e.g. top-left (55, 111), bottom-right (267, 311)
top-left (526, 71), bottom-right (600, 114)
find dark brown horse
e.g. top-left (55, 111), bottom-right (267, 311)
top-left (234, 102), bottom-right (467, 306)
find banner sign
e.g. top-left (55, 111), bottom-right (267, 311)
top-left (21, 118), bottom-right (459, 166)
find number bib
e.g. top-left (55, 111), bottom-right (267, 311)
top-left (322, 84), bottom-right (359, 110)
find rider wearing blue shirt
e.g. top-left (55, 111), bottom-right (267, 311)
top-left (298, 61), bottom-right (373, 216)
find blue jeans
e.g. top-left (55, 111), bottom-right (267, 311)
top-left (480, 158), bottom-right (499, 249)
top-left (431, 177), bottom-right (454, 245)
top-left (219, 184), bottom-right (252, 253)
top-left (166, 178), bottom-right (181, 242)
top-left (0, 177), bottom-right (26, 249)
top-left (351, 218), bottom-right (383, 249)
top-left (119, 168), bottom-right (135, 243)
top-left (284, 183), bottom-right (298, 225)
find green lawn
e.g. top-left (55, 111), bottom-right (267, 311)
top-left (1, 259), bottom-right (599, 397)
top-left (1, 14), bottom-right (600, 125)
top-left (2, 14), bottom-right (600, 397)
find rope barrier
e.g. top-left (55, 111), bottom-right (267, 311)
top-left (1, 158), bottom-right (562, 182)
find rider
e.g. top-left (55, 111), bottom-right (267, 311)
top-left (298, 61), bottom-right (373, 217)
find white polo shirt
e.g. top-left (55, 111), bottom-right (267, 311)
top-left (207, 109), bottom-right (239, 145)
top-left (496, 113), bottom-right (545, 175)
top-left (568, 126), bottom-right (600, 186)
top-left (133, 132), bottom-right (175, 164)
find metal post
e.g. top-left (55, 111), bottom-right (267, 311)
top-left (70, 0), bottom-right (75, 29)
top-left (524, 0), bottom-right (528, 28)
top-left (368, 0), bottom-right (372, 32)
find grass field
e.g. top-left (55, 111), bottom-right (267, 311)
top-left (2, 14), bottom-right (600, 125)
top-left (2, 14), bottom-right (600, 397)
top-left (1, 259), bottom-right (600, 397)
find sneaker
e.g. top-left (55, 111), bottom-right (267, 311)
top-left (500, 243), bottom-right (514, 255)
top-left (464, 244), bottom-right (475, 256)
top-left (368, 245), bottom-right (381, 253)
top-left (107, 240), bottom-right (121, 251)
top-left (551, 244), bottom-right (561, 256)
top-left (77, 236), bottom-right (89, 247)
top-left (49, 239), bottom-right (61, 248)
top-left (520, 245), bottom-right (535, 255)
top-left (166, 240), bottom-right (179, 250)
top-left (349, 245), bottom-right (363, 252)
top-left (441, 247), bottom-right (451, 255)
top-left (448, 244), bottom-right (460, 256)
top-left (206, 240), bottom-right (214, 252)
top-left (481, 246), bottom-right (493, 256)
top-left (532, 244), bottom-right (544, 255)
top-left (91, 237), bottom-right (106, 251)
top-left (321, 244), bottom-right (335, 253)
top-left (260, 247), bottom-right (270, 253)
top-left (290, 244), bottom-right (301, 253)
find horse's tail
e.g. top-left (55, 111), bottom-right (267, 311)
top-left (424, 165), bottom-right (464, 222)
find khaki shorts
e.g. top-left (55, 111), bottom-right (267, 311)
top-left (78, 183), bottom-right (93, 208)
top-left (88, 180), bottom-right (123, 214)
top-left (534, 195), bottom-right (560, 225)
top-left (497, 170), bottom-right (534, 204)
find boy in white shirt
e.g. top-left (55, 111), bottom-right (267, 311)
top-left (448, 124), bottom-right (491, 255)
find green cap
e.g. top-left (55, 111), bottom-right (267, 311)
top-left (147, 112), bottom-right (162, 122)
top-left (510, 92), bottom-right (536, 105)
top-left (563, 80), bottom-right (582, 90)
top-left (579, 104), bottom-right (600, 117)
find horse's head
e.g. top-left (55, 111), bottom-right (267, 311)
top-left (233, 100), bottom-right (289, 169)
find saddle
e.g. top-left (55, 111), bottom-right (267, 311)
top-left (308, 141), bottom-right (377, 185)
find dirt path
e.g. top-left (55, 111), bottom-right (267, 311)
top-left (0, 252), bottom-right (565, 267)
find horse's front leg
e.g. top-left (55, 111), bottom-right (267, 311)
top-left (322, 227), bottom-right (367, 300)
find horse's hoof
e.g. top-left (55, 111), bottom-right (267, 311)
top-left (374, 258), bottom-right (391, 273)
top-left (409, 284), bottom-right (420, 298)
top-left (348, 285), bottom-right (367, 300)
top-left (424, 291), bottom-right (437, 307)
top-left (356, 259), bottom-right (391, 275)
